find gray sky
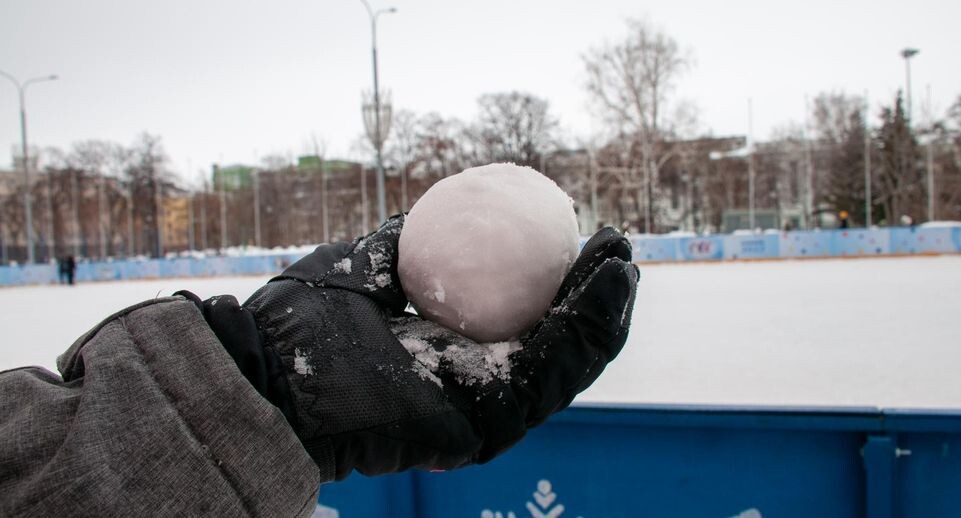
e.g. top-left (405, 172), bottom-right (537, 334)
top-left (1, 0), bottom-right (959, 184)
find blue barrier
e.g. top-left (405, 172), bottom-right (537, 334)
top-left (312, 403), bottom-right (961, 518)
top-left (723, 233), bottom-right (780, 260)
top-left (2, 225), bottom-right (959, 286)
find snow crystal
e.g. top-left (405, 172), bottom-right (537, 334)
top-left (363, 248), bottom-right (393, 291)
top-left (293, 348), bottom-right (314, 376)
top-left (372, 273), bottom-right (391, 288)
top-left (391, 317), bottom-right (522, 387)
top-left (332, 258), bottom-right (352, 275)
top-left (397, 163), bottom-right (579, 342)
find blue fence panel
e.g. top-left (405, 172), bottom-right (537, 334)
top-left (779, 230), bottom-right (833, 258)
top-left (159, 257), bottom-right (194, 278)
top-left (630, 235), bottom-right (677, 262)
top-left (833, 229), bottom-right (890, 257)
top-left (723, 233), bottom-right (780, 260)
top-left (677, 235), bottom-right (725, 261)
top-left (313, 404), bottom-right (961, 518)
top-left (890, 227), bottom-right (920, 254)
top-left (915, 227), bottom-right (957, 254)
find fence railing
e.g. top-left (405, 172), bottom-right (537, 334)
top-left (1, 224), bottom-right (959, 286)
top-left (630, 224), bottom-right (961, 262)
top-left (311, 403), bottom-right (961, 517)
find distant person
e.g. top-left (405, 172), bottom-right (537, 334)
top-left (0, 216), bottom-right (638, 516)
top-left (57, 256), bottom-right (68, 284)
top-left (65, 255), bottom-right (77, 285)
top-left (838, 210), bottom-right (850, 229)
top-left (900, 214), bottom-right (914, 227)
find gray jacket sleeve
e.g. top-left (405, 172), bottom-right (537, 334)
top-left (0, 296), bottom-right (322, 517)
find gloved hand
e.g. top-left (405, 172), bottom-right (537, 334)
top-left (187, 215), bottom-right (637, 482)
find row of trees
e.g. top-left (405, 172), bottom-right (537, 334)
top-left (2, 19), bottom-right (959, 263)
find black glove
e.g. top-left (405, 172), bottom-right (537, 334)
top-left (187, 214), bottom-right (638, 482)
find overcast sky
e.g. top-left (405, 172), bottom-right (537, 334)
top-left (1, 0), bottom-right (959, 184)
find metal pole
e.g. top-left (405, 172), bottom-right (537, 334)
top-left (126, 181), bottom-right (135, 257)
top-left (372, 39), bottom-right (387, 223)
top-left (1, 72), bottom-right (57, 262)
top-left (589, 149), bottom-right (598, 231)
top-left (864, 91), bottom-right (872, 227)
top-left (155, 177), bottom-right (164, 257)
top-left (901, 48), bottom-right (919, 122)
top-left (400, 161), bottom-right (407, 212)
top-left (359, 1), bottom-right (396, 224)
top-left (187, 192), bottom-right (195, 252)
top-left (926, 140), bottom-right (935, 222)
top-left (803, 95), bottom-right (815, 228)
top-left (200, 179), bottom-right (208, 250)
top-left (747, 98), bottom-right (756, 230)
top-left (45, 169), bottom-right (55, 261)
top-left (71, 169), bottom-right (81, 257)
top-left (19, 90), bottom-right (34, 263)
top-left (321, 159), bottom-right (330, 242)
top-left (644, 159), bottom-right (652, 234)
top-left (360, 165), bottom-right (369, 233)
top-left (925, 85), bottom-right (935, 222)
top-left (905, 59), bottom-right (911, 120)
top-left (98, 169), bottom-right (107, 258)
top-left (218, 164), bottom-right (227, 250)
top-left (253, 168), bottom-right (262, 247)
top-left (1, 221), bottom-right (7, 264)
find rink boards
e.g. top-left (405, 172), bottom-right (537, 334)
top-left (313, 403), bottom-right (961, 518)
top-left (1, 225), bottom-right (959, 286)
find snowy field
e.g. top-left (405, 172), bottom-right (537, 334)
top-left (2, 255), bottom-right (959, 409)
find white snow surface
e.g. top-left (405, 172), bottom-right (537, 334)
top-left (398, 163), bottom-right (579, 343)
top-left (2, 255), bottom-right (960, 409)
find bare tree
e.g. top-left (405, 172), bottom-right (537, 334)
top-left (469, 91), bottom-right (558, 168)
top-left (583, 18), bottom-right (695, 233)
top-left (125, 133), bottom-right (172, 257)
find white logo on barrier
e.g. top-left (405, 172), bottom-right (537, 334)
top-left (482, 479), bottom-right (568, 518)
top-left (311, 504), bottom-right (339, 518)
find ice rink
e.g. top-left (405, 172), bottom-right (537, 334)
top-left (2, 255), bottom-right (959, 409)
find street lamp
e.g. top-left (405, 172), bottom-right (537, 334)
top-left (900, 48), bottom-right (919, 122)
top-left (0, 70), bottom-right (58, 264)
top-left (358, 0), bottom-right (397, 224)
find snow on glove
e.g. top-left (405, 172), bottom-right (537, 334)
top-left (194, 215), bottom-right (638, 482)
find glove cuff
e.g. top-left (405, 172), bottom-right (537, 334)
top-left (176, 290), bottom-right (299, 429)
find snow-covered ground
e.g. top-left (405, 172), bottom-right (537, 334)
top-left (2, 255), bottom-right (959, 409)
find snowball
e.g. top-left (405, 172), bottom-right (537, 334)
top-left (398, 163), bottom-right (579, 342)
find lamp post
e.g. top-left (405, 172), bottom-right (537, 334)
top-left (358, 0), bottom-right (396, 224)
top-left (900, 48), bottom-right (919, 122)
top-left (863, 91), bottom-right (872, 227)
top-left (0, 70), bottom-right (58, 263)
top-left (747, 98), bottom-right (756, 230)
